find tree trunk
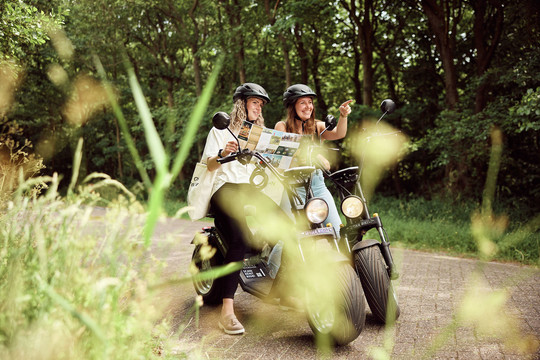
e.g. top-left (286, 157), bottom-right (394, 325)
top-left (293, 25), bottom-right (309, 84)
top-left (361, 45), bottom-right (374, 107)
top-left (352, 45), bottom-right (363, 104)
top-left (311, 32), bottom-right (328, 115)
top-left (381, 55), bottom-right (398, 103)
top-left (421, 0), bottom-right (462, 109)
top-left (222, 0), bottom-right (245, 83)
top-left (471, 0), bottom-right (504, 113)
top-left (189, 0), bottom-right (202, 96)
top-left (264, 0), bottom-right (292, 87)
top-left (341, 0), bottom-right (376, 107)
top-left (281, 35), bottom-right (292, 87)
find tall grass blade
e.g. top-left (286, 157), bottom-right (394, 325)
top-left (142, 57), bottom-right (223, 246)
top-left (125, 59), bottom-right (168, 175)
top-left (170, 55), bottom-right (224, 180)
top-left (93, 55), bottom-right (152, 189)
top-left (35, 274), bottom-right (107, 343)
top-left (67, 137), bottom-right (83, 196)
top-left (482, 128), bottom-right (502, 215)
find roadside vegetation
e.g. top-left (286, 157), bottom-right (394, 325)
top-left (369, 195), bottom-right (539, 265)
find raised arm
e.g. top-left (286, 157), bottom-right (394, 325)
top-left (320, 99), bottom-right (353, 141)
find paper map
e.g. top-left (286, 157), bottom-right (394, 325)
top-left (237, 120), bottom-right (305, 170)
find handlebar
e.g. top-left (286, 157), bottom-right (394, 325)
top-left (216, 153), bottom-right (239, 164)
top-left (216, 149), bottom-right (253, 165)
top-left (216, 148), bottom-right (309, 204)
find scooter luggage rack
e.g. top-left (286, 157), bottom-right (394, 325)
top-left (326, 166), bottom-right (359, 194)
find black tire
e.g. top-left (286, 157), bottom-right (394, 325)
top-left (306, 263), bottom-right (366, 346)
top-left (191, 244), bottom-right (224, 305)
top-left (354, 245), bottom-right (400, 324)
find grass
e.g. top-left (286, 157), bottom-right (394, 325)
top-left (1, 39), bottom-right (225, 358)
top-left (366, 195), bottom-right (540, 266)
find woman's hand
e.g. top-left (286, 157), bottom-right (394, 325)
top-left (321, 100), bottom-right (352, 141)
top-left (208, 140), bottom-right (239, 171)
top-left (339, 100), bottom-right (354, 118)
top-left (221, 141), bottom-right (238, 157)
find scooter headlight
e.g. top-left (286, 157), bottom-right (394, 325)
top-left (341, 195), bottom-right (364, 219)
top-left (305, 198), bottom-right (329, 225)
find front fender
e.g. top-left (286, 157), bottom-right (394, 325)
top-left (351, 238), bottom-right (379, 252)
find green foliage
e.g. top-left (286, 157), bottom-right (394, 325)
top-left (0, 1), bottom-right (62, 61)
top-left (1, 0), bottom-right (538, 216)
top-left (370, 195), bottom-right (539, 265)
top-left (0, 122), bottom-right (45, 202)
top-left (509, 87), bottom-right (540, 132)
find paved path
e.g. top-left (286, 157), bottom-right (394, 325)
top-left (143, 217), bottom-right (540, 359)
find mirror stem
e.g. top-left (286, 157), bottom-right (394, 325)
top-left (376, 111), bottom-right (388, 126)
top-left (227, 127), bottom-right (242, 151)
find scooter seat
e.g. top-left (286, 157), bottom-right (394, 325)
top-left (284, 166), bottom-right (316, 181)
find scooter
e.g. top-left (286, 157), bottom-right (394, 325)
top-left (320, 99), bottom-right (401, 324)
top-left (191, 112), bottom-right (366, 345)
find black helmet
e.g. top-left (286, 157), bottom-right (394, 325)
top-left (233, 83), bottom-right (271, 104)
top-left (282, 84), bottom-right (317, 107)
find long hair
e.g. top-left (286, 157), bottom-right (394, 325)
top-left (284, 102), bottom-right (316, 135)
top-left (229, 98), bottom-right (265, 133)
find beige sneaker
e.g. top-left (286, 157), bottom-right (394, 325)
top-left (218, 314), bottom-right (245, 335)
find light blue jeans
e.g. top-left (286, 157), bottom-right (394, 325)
top-left (267, 169), bottom-right (342, 279)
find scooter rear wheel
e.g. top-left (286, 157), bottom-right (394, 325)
top-left (306, 263), bottom-right (366, 346)
top-left (354, 245), bottom-right (400, 324)
top-left (192, 244), bottom-right (224, 305)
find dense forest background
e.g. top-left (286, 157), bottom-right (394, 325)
top-left (1, 0), bottom-right (539, 215)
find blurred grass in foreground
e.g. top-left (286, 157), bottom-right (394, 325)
top-left (0, 22), bottom-right (228, 358)
top-left (367, 128), bottom-right (539, 359)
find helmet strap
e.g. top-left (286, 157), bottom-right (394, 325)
top-left (294, 115), bottom-right (308, 134)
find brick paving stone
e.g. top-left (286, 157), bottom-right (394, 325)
top-left (87, 214), bottom-right (540, 360)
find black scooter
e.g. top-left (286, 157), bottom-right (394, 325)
top-left (191, 112), bottom-right (366, 345)
top-left (321, 99), bottom-right (401, 324)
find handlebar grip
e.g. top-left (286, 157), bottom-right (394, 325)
top-left (217, 153), bottom-right (238, 164)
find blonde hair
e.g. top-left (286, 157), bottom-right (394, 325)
top-left (284, 102), bottom-right (316, 135)
top-left (230, 98), bottom-right (265, 133)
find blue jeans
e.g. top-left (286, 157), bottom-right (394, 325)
top-left (267, 170), bottom-right (342, 279)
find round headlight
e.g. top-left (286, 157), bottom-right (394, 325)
top-left (305, 198), bottom-right (329, 224)
top-left (341, 196), bottom-right (364, 219)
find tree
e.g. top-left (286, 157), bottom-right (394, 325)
top-left (420, 0), bottom-right (463, 109)
top-left (264, 0), bottom-right (292, 87)
top-left (470, 0), bottom-right (504, 113)
top-left (341, 0), bottom-right (378, 106)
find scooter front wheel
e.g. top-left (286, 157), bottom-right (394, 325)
top-left (354, 245), bottom-right (400, 324)
top-left (191, 244), bottom-right (224, 305)
top-left (306, 263), bottom-right (366, 346)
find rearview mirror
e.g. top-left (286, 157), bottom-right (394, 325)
top-left (212, 111), bottom-right (231, 130)
top-left (380, 99), bottom-right (396, 114)
top-left (324, 114), bottom-right (337, 131)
